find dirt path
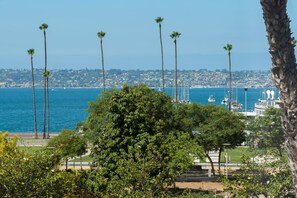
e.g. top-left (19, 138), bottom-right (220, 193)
top-left (175, 182), bottom-right (224, 191)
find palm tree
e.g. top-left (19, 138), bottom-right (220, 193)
top-left (39, 23), bottom-right (49, 139)
top-left (224, 44), bottom-right (232, 111)
top-left (155, 17), bottom-right (165, 92)
top-left (97, 31), bottom-right (106, 91)
top-left (170, 31), bottom-right (181, 103)
top-left (27, 49), bottom-right (38, 139)
top-left (261, 0), bottom-right (297, 193)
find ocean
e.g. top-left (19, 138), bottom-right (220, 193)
top-left (0, 87), bottom-right (278, 133)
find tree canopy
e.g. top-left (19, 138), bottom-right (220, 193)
top-left (247, 107), bottom-right (284, 156)
top-left (84, 84), bottom-right (202, 196)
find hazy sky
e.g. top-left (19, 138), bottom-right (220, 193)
top-left (0, 0), bottom-right (296, 71)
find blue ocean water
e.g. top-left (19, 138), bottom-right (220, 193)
top-left (0, 87), bottom-right (278, 132)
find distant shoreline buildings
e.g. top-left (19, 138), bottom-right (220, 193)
top-left (0, 69), bottom-right (274, 88)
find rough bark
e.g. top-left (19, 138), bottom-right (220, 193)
top-left (261, 0), bottom-right (297, 194)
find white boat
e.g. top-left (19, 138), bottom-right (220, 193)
top-left (241, 89), bottom-right (280, 117)
top-left (208, 95), bottom-right (215, 103)
top-left (231, 101), bottom-right (242, 110)
top-left (254, 90), bottom-right (280, 116)
top-left (221, 97), bottom-right (229, 105)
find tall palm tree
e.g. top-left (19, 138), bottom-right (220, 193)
top-left (155, 17), bottom-right (165, 92)
top-left (170, 31), bottom-right (181, 103)
top-left (27, 48), bottom-right (38, 139)
top-left (261, 0), bottom-right (297, 193)
top-left (224, 44), bottom-right (232, 111)
top-left (39, 23), bottom-right (49, 139)
top-left (97, 31), bottom-right (106, 91)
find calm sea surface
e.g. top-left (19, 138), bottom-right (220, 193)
top-left (0, 87), bottom-right (278, 132)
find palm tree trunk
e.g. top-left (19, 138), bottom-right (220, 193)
top-left (43, 29), bottom-right (47, 139)
top-left (228, 52), bottom-right (232, 111)
top-left (47, 77), bottom-right (50, 138)
top-left (261, 0), bottom-right (297, 193)
top-left (159, 23), bottom-right (165, 92)
top-left (100, 39), bottom-right (105, 91)
top-left (30, 56), bottom-right (38, 139)
top-left (43, 77), bottom-right (47, 139)
top-left (174, 39), bottom-right (178, 103)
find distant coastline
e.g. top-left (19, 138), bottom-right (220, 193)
top-left (0, 68), bottom-right (274, 88)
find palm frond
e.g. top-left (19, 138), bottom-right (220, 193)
top-left (97, 31), bottom-right (106, 39)
top-left (155, 17), bottom-right (164, 23)
top-left (27, 49), bottom-right (35, 55)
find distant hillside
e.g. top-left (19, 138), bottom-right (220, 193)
top-left (0, 69), bottom-right (273, 88)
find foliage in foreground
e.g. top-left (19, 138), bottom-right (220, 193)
top-left (47, 129), bottom-right (87, 169)
top-left (0, 132), bottom-right (92, 197)
top-left (84, 84), bottom-right (203, 196)
top-left (223, 150), bottom-right (294, 197)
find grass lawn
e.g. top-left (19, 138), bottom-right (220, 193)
top-left (18, 146), bottom-right (44, 154)
top-left (220, 147), bottom-right (252, 163)
top-left (70, 155), bottom-right (93, 162)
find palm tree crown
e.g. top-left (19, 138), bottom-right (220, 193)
top-left (27, 49), bottom-right (35, 56)
top-left (39, 23), bottom-right (48, 30)
top-left (97, 31), bottom-right (105, 39)
top-left (170, 31), bottom-right (181, 41)
top-left (224, 44), bottom-right (232, 53)
top-left (155, 17), bottom-right (164, 24)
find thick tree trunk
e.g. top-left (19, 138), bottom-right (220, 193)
top-left (261, 0), bottom-right (297, 193)
top-left (218, 147), bottom-right (222, 173)
top-left (206, 154), bottom-right (216, 176)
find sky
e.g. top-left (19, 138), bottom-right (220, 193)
top-left (0, 0), bottom-right (296, 71)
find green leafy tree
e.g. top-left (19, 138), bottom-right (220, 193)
top-left (223, 152), bottom-right (293, 197)
top-left (84, 84), bottom-right (201, 196)
top-left (0, 133), bottom-right (59, 196)
top-left (223, 44), bottom-right (232, 111)
top-left (261, 0), bottom-right (297, 192)
top-left (27, 49), bottom-right (38, 138)
top-left (195, 105), bottom-right (246, 175)
top-left (47, 129), bottom-right (87, 169)
top-left (170, 31), bottom-right (181, 103)
top-left (155, 16), bottom-right (165, 92)
top-left (248, 107), bottom-right (284, 156)
top-left (97, 31), bottom-right (106, 91)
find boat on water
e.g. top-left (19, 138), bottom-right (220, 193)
top-left (208, 95), bottom-right (215, 103)
top-left (231, 101), bottom-right (242, 110)
top-left (221, 97), bottom-right (229, 105)
top-left (254, 90), bottom-right (280, 116)
top-left (242, 89), bottom-right (280, 117)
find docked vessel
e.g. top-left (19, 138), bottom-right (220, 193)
top-left (208, 95), bottom-right (215, 103)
